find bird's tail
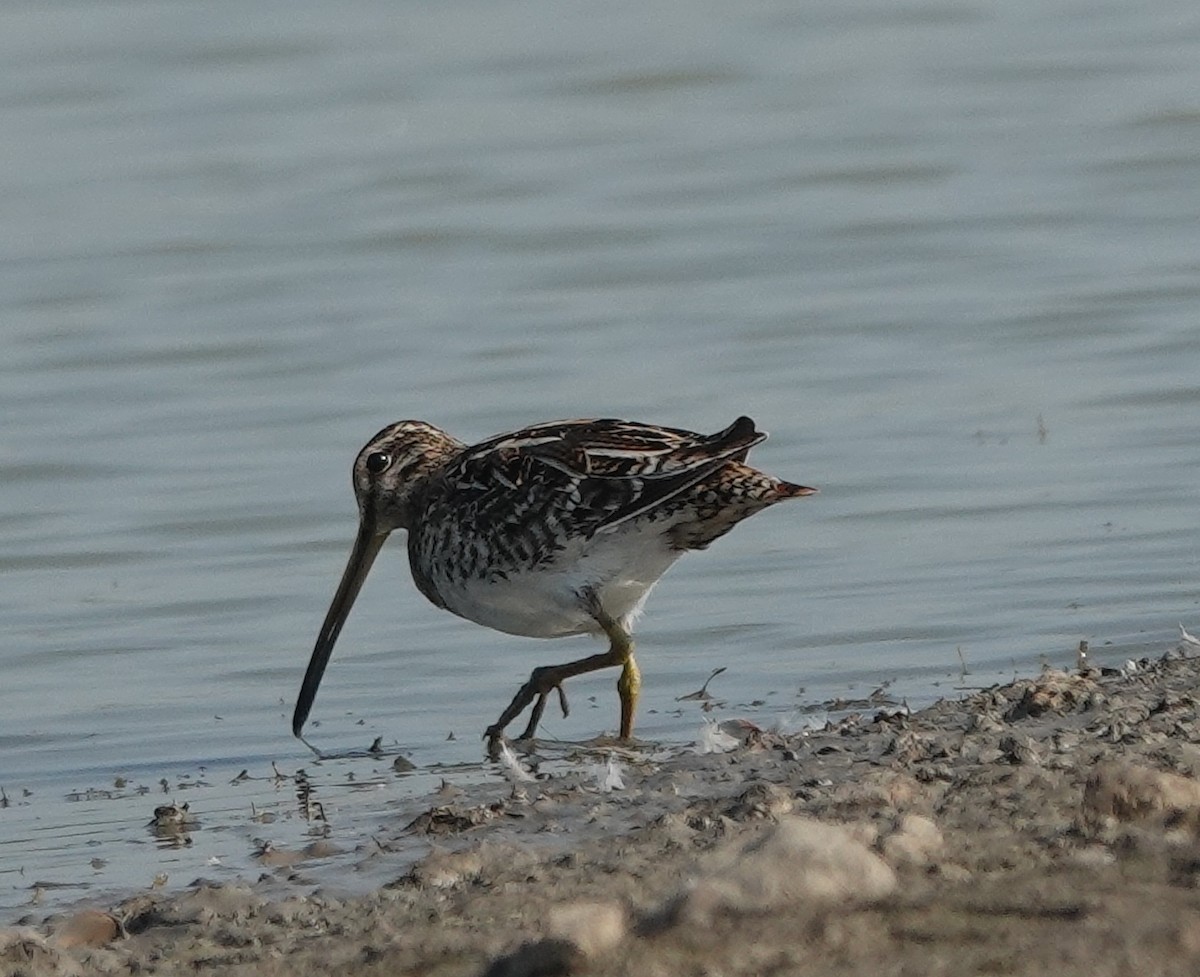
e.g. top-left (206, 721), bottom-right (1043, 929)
top-left (775, 480), bottom-right (818, 499)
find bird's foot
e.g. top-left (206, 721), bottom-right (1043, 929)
top-left (483, 668), bottom-right (574, 758)
top-left (520, 683), bottom-right (569, 738)
top-left (483, 725), bottom-right (506, 761)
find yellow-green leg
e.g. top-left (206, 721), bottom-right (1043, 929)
top-left (616, 654), bottom-right (641, 740)
top-left (601, 614), bottom-right (640, 740)
top-left (483, 599), bottom-right (640, 755)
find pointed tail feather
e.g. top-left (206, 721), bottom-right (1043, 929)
top-left (776, 480), bottom-right (818, 499)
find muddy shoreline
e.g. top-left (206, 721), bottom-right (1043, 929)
top-left (8, 635), bottom-right (1200, 976)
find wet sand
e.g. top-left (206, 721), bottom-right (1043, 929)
top-left (8, 634), bottom-right (1200, 976)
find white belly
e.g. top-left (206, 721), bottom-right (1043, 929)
top-left (432, 527), bottom-right (684, 639)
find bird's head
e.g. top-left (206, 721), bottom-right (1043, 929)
top-left (351, 420), bottom-right (465, 534)
top-left (292, 420), bottom-right (463, 738)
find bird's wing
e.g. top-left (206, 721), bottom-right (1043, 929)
top-left (445, 417), bottom-right (766, 533)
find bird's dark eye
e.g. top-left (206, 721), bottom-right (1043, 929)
top-left (365, 451), bottom-right (391, 474)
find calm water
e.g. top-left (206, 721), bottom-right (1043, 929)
top-left (4, 0), bottom-right (1200, 916)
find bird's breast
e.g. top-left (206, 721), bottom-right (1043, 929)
top-left (408, 521), bottom-right (685, 639)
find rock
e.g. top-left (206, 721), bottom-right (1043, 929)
top-left (828, 770), bottom-right (929, 813)
top-left (935, 863), bottom-right (973, 883)
top-left (1082, 762), bottom-right (1200, 834)
top-left (723, 782), bottom-right (794, 821)
top-left (479, 897), bottom-right (625, 975)
top-left (998, 734), bottom-right (1041, 766)
top-left (0, 927), bottom-right (68, 973)
top-left (178, 884), bottom-right (265, 921)
top-left (1067, 847), bottom-right (1117, 871)
top-left (303, 839), bottom-right (344, 859)
top-left (407, 848), bottom-right (485, 888)
top-left (546, 901), bottom-right (626, 960)
top-left (880, 814), bottom-right (944, 869)
top-left (481, 938), bottom-right (583, 977)
top-left (253, 843), bottom-right (305, 868)
top-left (405, 803), bottom-right (497, 835)
top-left (53, 909), bottom-right (123, 949)
top-left (1005, 670), bottom-right (1100, 721)
top-left (669, 816), bottom-right (897, 927)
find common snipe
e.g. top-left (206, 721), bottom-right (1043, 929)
top-left (292, 416), bottom-right (815, 753)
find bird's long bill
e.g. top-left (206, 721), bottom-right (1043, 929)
top-left (292, 520), bottom-right (387, 736)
